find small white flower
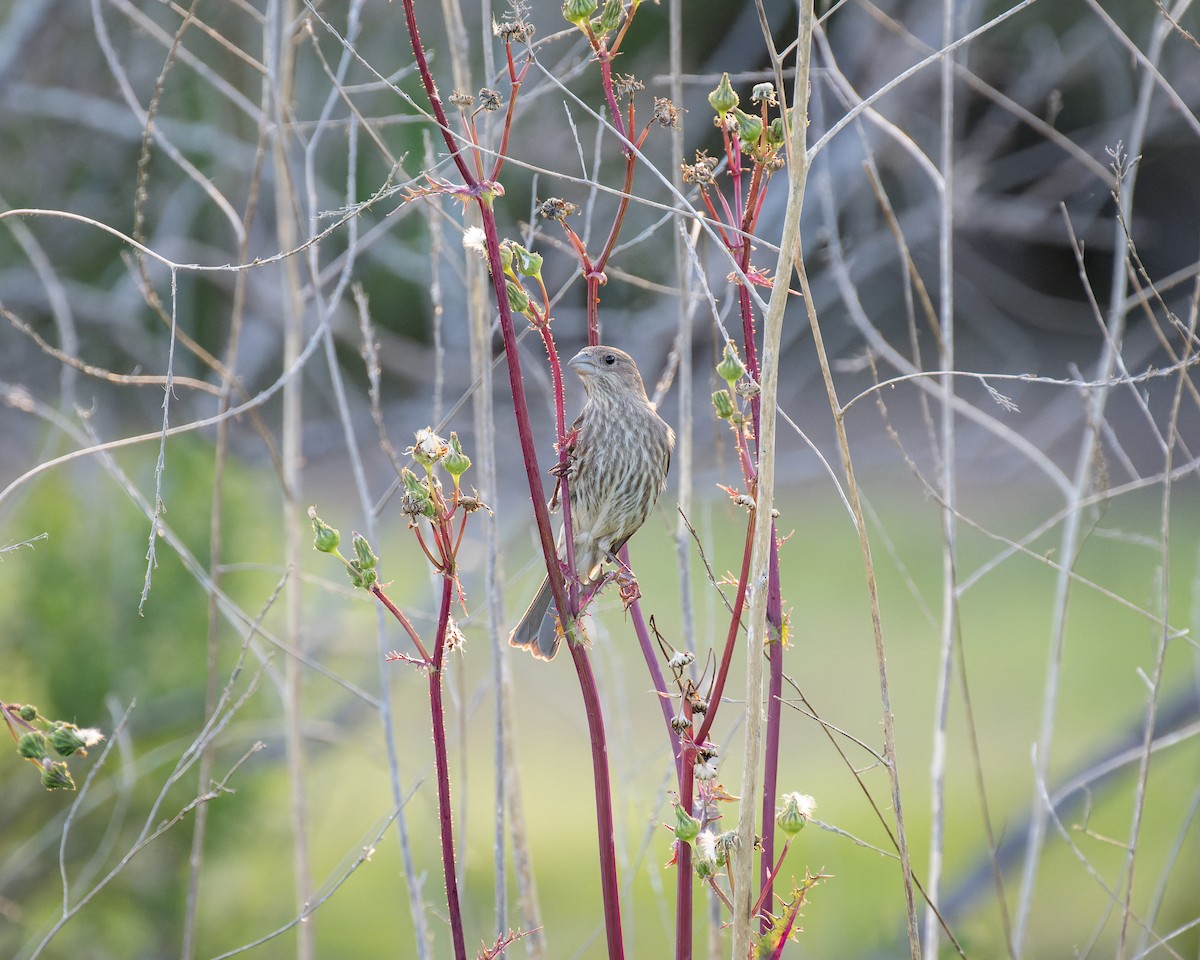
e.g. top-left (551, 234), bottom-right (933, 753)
top-left (694, 759), bottom-right (718, 781)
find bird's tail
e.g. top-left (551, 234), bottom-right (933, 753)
top-left (508, 576), bottom-right (560, 660)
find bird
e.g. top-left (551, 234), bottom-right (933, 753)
top-left (509, 345), bottom-right (674, 660)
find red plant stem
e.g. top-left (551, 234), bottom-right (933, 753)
top-left (489, 48), bottom-right (528, 181)
top-left (696, 515), bottom-right (755, 745)
top-left (758, 534), bottom-right (785, 932)
top-left (674, 743), bottom-right (697, 960)
top-left (596, 52), bottom-right (627, 140)
top-left (568, 641), bottom-right (626, 960)
top-left (428, 571), bottom-right (468, 960)
top-left (594, 147), bottom-right (639, 276)
top-left (400, 10), bottom-right (627, 957)
top-left (752, 835), bottom-right (791, 920)
top-left (620, 546), bottom-right (682, 772)
top-left (399, 0), bottom-right (472, 185)
top-left (474, 206), bottom-right (572, 625)
top-left (372, 585), bottom-right (432, 664)
top-left (537, 325), bottom-right (582, 614)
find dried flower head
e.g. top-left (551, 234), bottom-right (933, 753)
top-left (493, 18), bottom-right (534, 43)
top-left (681, 151), bottom-right (718, 186)
top-left (449, 90), bottom-right (474, 110)
top-left (613, 73), bottom-right (644, 98)
top-left (751, 81), bottom-right (777, 106)
top-left (408, 428), bottom-right (448, 469)
top-left (477, 88), bottom-right (502, 112)
top-left (653, 97), bottom-right (682, 129)
top-left (538, 197), bottom-right (578, 221)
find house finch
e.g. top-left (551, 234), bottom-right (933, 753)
top-left (509, 346), bottom-right (674, 660)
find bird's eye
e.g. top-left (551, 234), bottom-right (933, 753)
top-left (604, 354), bottom-right (616, 365)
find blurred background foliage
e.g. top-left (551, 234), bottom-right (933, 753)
top-left (1, 0), bottom-right (1198, 958)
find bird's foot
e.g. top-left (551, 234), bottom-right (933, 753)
top-left (616, 568), bottom-right (641, 610)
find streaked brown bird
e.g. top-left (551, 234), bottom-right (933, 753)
top-left (509, 346), bottom-right (674, 660)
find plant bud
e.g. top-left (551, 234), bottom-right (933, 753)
top-left (346, 559), bottom-right (377, 590)
top-left (18, 704), bottom-right (38, 722)
top-left (18, 731), bottom-right (47, 760)
top-left (443, 433), bottom-right (472, 483)
top-left (712, 389), bottom-right (736, 421)
top-left (776, 791), bottom-right (816, 836)
top-left (673, 803), bottom-right (702, 843)
top-left (509, 243), bottom-right (543, 279)
top-left (716, 343), bottom-right (745, 387)
top-left (506, 280), bottom-right (531, 316)
top-left (732, 108), bottom-right (763, 146)
top-left (49, 724), bottom-right (88, 757)
top-left (401, 468), bottom-right (437, 520)
top-left (562, 0), bottom-right (597, 27)
top-left (352, 532), bottom-right (378, 571)
top-left (766, 116), bottom-right (786, 148)
top-left (708, 72), bottom-right (738, 116)
top-left (308, 507), bottom-right (340, 553)
top-left (40, 759), bottom-right (75, 791)
top-left (597, 0), bottom-right (621, 32)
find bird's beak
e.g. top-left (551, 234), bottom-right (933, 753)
top-left (568, 351), bottom-right (598, 374)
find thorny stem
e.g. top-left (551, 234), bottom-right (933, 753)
top-left (595, 50), bottom-right (627, 141)
top-left (427, 572), bottom-right (468, 960)
top-left (696, 516), bottom-right (755, 746)
top-left (751, 837), bottom-right (792, 921)
top-left (398, 0), bottom-right (472, 185)
top-left (622, 550), bottom-right (683, 770)
top-left (675, 750), bottom-right (696, 959)
top-left (758, 539), bottom-right (785, 928)
top-left (488, 48), bottom-right (529, 182)
top-left (568, 640), bottom-right (627, 960)
top-left (372, 585), bottom-right (432, 664)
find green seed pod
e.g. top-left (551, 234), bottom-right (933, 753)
top-left (506, 280), bottom-right (531, 316)
top-left (40, 760), bottom-right (75, 791)
top-left (49, 724), bottom-right (87, 757)
top-left (766, 116), bottom-right (786, 149)
top-left (509, 243), bottom-right (544, 279)
top-left (708, 72), bottom-right (738, 116)
top-left (732, 108), bottom-right (763, 146)
top-left (562, 0), bottom-right (597, 27)
top-left (18, 731), bottom-right (47, 760)
top-left (352, 532), bottom-right (378, 571)
top-left (776, 792), bottom-right (816, 837)
top-left (716, 343), bottom-right (745, 387)
top-left (309, 508), bottom-right (340, 553)
top-left (597, 0), bottom-right (622, 33)
top-left (443, 433), bottom-right (472, 483)
top-left (712, 389), bottom-right (736, 421)
top-left (673, 803), bottom-right (702, 843)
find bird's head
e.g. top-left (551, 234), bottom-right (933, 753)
top-left (568, 346), bottom-right (649, 401)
